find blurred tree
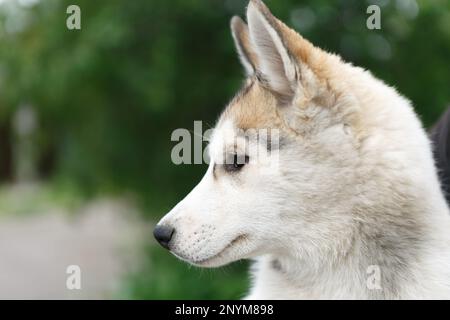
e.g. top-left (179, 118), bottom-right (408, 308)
top-left (1, 0), bottom-right (449, 206)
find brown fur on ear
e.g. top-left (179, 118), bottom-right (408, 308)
top-left (230, 16), bottom-right (259, 75)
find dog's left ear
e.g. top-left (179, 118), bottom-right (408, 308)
top-left (230, 16), bottom-right (259, 76)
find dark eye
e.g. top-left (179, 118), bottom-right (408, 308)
top-left (224, 154), bottom-right (249, 173)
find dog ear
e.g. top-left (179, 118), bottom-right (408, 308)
top-left (230, 16), bottom-right (259, 76)
top-left (246, 0), bottom-right (298, 102)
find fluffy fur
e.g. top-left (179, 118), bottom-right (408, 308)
top-left (155, 0), bottom-right (450, 299)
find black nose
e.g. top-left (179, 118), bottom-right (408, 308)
top-left (153, 225), bottom-right (175, 249)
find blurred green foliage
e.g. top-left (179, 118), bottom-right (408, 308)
top-left (0, 0), bottom-right (449, 299)
top-left (121, 247), bottom-right (249, 299)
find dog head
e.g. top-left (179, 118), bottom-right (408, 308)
top-left (155, 0), bottom-right (368, 267)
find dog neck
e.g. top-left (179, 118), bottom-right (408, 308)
top-left (248, 198), bottom-right (450, 299)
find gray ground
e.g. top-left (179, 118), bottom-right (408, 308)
top-left (0, 197), bottom-right (150, 299)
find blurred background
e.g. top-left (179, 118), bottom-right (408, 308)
top-left (0, 0), bottom-right (449, 299)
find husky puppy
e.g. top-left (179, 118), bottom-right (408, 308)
top-left (154, 0), bottom-right (450, 299)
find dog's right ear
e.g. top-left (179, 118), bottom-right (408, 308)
top-left (230, 16), bottom-right (259, 76)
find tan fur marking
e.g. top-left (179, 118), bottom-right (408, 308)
top-left (230, 16), bottom-right (260, 72)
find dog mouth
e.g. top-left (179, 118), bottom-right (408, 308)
top-left (190, 234), bottom-right (249, 266)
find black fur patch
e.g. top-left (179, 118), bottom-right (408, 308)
top-left (430, 106), bottom-right (450, 205)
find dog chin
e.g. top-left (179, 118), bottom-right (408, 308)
top-left (174, 234), bottom-right (250, 268)
top-left (171, 249), bottom-right (236, 268)
top-left (191, 254), bottom-right (236, 268)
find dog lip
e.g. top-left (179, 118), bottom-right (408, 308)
top-left (192, 234), bottom-right (248, 265)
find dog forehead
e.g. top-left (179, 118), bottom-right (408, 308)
top-left (209, 119), bottom-right (241, 158)
top-left (222, 81), bottom-right (282, 130)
